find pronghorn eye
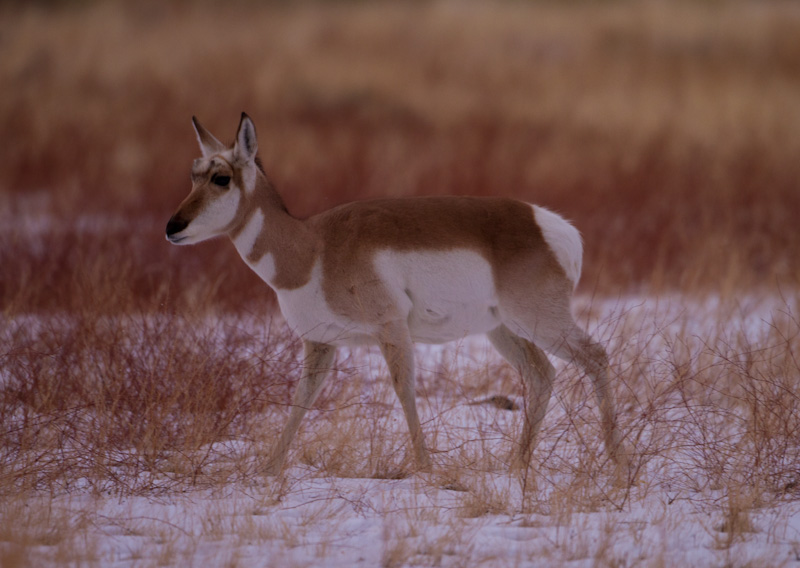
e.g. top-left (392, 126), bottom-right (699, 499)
top-left (212, 175), bottom-right (230, 187)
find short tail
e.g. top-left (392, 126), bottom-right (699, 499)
top-left (532, 205), bottom-right (583, 289)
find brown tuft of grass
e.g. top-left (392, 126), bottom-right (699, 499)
top-left (0, 311), bottom-right (303, 494)
top-left (714, 485), bottom-right (758, 549)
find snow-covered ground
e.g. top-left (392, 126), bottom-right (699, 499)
top-left (28, 471), bottom-right (796, 567)
top-left (3, 295), bottom-right (800, 566)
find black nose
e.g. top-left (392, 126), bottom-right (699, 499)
top-left (166, 216), bottom-right (188, 237)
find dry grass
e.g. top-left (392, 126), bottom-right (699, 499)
top-left (0, 311), bottom-right (304, 494)
top-left (1, 298), bottom-right (798, 563)
top-left (1, 0), bottom-right (800, 565)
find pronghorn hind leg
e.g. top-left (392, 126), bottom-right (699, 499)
top-left (488, 326), bottom-right (555, 469)
top-left (264, 340), bottom-right (335, 476)
top-left (378, 320), bottom-right (432, 473)
top-left (548, 325), bottom-right (630, 482)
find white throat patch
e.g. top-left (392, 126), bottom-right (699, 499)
top-left (233, 208), bottom-right (264, 259)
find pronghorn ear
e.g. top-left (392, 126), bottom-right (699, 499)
top-left (233, 112), bottom-right (258, 163)
top-left (192, 116), bottom-right (225, 158)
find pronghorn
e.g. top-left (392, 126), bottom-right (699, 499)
top-left (166, 113), bottom-right (628, 478)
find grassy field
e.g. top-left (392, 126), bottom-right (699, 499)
top-left (1, 0), bottom-right (800, 565)
top-left (2, 297), bottom-right (799, 565)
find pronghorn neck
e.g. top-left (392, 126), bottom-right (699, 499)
top-left (228, 166), bottom-right (287, 238)
top-left (229, 169), bottom-right (319, 290)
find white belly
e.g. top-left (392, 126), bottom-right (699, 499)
top-left (275, 251), bottom-right (501, 346)
top-left (374, 250), bottom-right (501, 344)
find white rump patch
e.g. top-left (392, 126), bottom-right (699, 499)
top-left (532, 205), bottom-right (583, 288)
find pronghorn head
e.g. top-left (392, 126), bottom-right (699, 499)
top-left (166, 113), bottom-right (259, 245)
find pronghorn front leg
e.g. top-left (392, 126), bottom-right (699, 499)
top-left (378, 320), bottom-right (433, 473)
top-left (264, 340), bottom-right (335, 476)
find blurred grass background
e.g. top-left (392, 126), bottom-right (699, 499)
top-left (1, 0), bottom-right (799, 312)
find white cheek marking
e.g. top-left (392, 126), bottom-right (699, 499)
top-left (174, 190), bottom-right (241, 244)
top-left (532, 205), bottom-right (583, 289)
top-left (193, 190), bottom-right (241, 234)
